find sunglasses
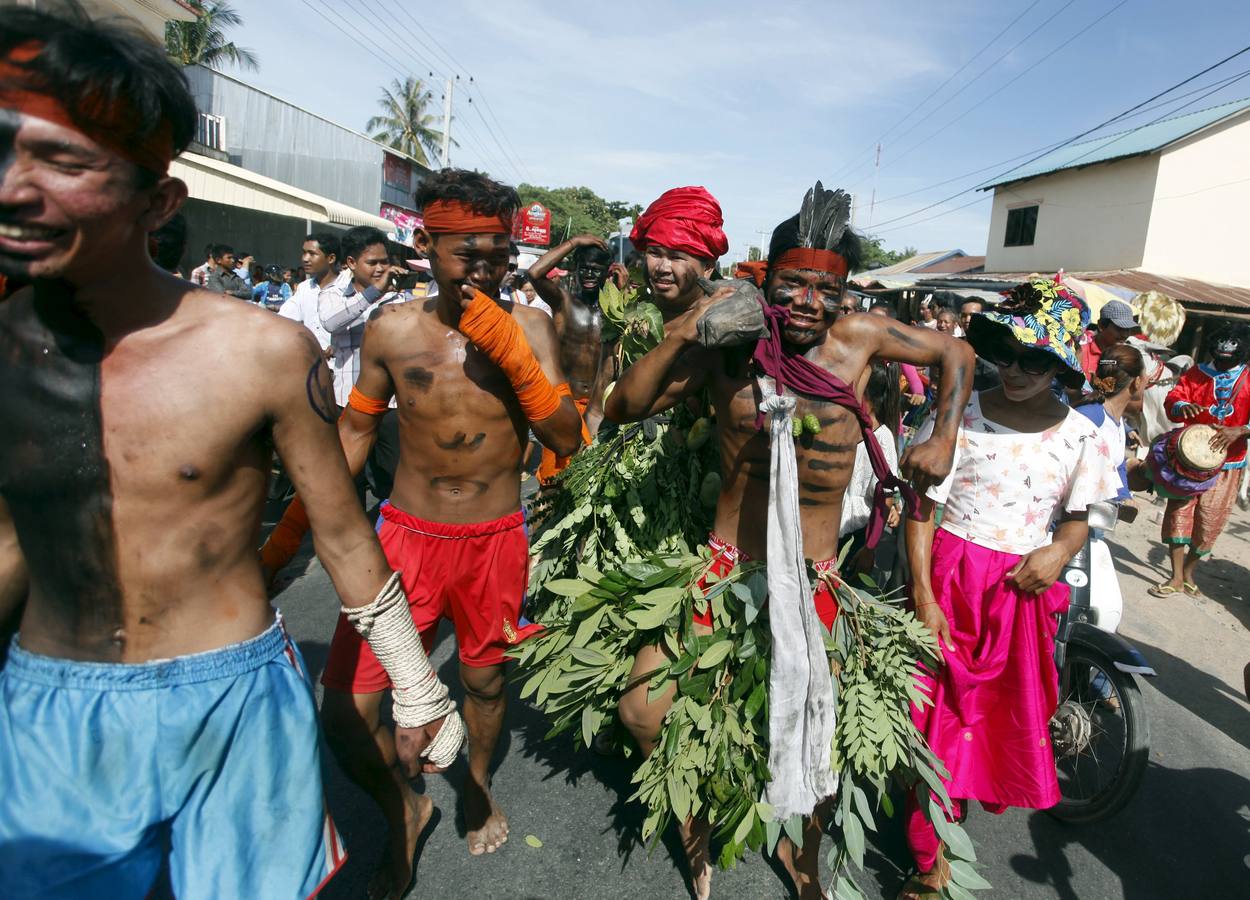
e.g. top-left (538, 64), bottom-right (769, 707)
top-left (984, 343), bottom-right (1059, 376)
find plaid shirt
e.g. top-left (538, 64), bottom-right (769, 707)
top-left (189, 262), bottom-right (211, 287)
top-left (318, 270), bottom-right (410, 407)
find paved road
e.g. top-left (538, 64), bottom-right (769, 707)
top-left (269, 496), bottom-right (1250, 899)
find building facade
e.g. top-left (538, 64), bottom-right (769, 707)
top-left (983, 99), bottom-right (1250, 288)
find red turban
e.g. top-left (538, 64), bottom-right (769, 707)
top-left (630, 186), bottom-right (728, 260)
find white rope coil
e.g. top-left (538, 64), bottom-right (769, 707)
top-left (343, 572), bottom-right (465, 767)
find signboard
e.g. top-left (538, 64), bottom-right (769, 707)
top-left (382, 153), bottom-right (412, 191)
top-left (513, 202), bottom-right (551, 246)
top-left (379, 203), bottom-right (422, 247)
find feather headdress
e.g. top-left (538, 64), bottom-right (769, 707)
top-left (771, 181), bottom-right (854, 276)
top-left (796, 181), bottom-right (852, 252)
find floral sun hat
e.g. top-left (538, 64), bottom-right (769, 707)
top-left (966, 276), bottom-right (1090, 388)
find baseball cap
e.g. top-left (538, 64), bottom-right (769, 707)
top-left (1099, 299), bottom-right (1138, 330)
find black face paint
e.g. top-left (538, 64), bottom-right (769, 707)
top-left (0, 283), bottom-right (123, 650)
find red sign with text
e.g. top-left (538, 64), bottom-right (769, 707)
top-left (513, 202), bottom-right (551, 246)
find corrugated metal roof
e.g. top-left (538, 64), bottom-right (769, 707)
top-left (981, 98), bottom-right (1250, 190)
top-left (859, 249), bottom-right (963, 277)
top-left (917, 255), bottom-right (985, 274)
top-left (914, 269), bottom-right (1250, 311)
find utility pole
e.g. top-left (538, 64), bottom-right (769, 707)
top-left (867, 142), bottom-right (882, 227)
top-left (439, 76), bottom-right (455, 169)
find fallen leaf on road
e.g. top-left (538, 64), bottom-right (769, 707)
top-left (525, 834), bottom-right (543, 848)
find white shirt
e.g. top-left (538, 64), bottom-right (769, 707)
top-left (319, 270), bottom-right (406, 407)
top-left (839, 424), bottom-right (899, 535)
top-left (278, 277), bottom-right (333, 350)
top-left (920, 393), bottom-right (1119, 555)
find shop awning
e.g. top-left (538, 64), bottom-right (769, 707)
top-left (170, 151), bottom-right (392, 231)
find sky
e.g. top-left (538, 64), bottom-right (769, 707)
top-left (235, 0), bottom-right (1250, 264)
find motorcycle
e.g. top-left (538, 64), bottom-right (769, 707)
top-left (1048, 499), bottom-right (1155, 823)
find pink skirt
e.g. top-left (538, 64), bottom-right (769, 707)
top-left (912, 529), bottom-right (1070, 810)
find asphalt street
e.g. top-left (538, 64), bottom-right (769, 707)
top-left (268, 493), bottom-right (1250, 899)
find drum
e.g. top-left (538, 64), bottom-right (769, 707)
top-left (1145, 424), bottom-right (1227, 499)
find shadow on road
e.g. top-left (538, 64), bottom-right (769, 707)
top-left (1128, 636), bottom-right (1250, 754)
top-left (1009, 763), bottom-right (1250, 899)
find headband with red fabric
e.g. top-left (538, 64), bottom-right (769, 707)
top-left (0, 40), bottom-right (175, 174)
top-left (629, 186), bottom-right (728, 260)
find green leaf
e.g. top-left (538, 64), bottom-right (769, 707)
top-left (843, 809), bottom-right (865, 869)
top-left (782, 814), bottom-right (805, 850)
top-left (945, 883), bottom-right (977, 900)
top-left (545, 578), bottom-right (591, 598)
top-left (570, 647), bottom-right (610, 667)
top-left (524, 834), bottom-right (543, 848)
top-left (697, 640), bottom-right (733, 669)
top-left (949, 860), bottom-right (992, 890)
top-left (851, 785), bottom-right (877, 832)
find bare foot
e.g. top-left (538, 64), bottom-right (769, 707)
top-left (679, 816), bottom-right (712, 900)
top-left (898, 852), bottom-right (951, 900)
top-left (464, 776), bottom-right (509, 856)
top-left (368, 793), bottom-right (435, 900)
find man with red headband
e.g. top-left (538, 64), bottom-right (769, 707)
top-left (606, 183), bottom-right (973, 898)
top-left (0, 9), bottom-right (462, 899)
top-left (309, 168), bottom-right (582, 886)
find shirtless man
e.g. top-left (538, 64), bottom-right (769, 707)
top-left (313, 169), bottom-right (583, 874)
top-left (0, 11), bottom-right (460, 900)
top-left (607, 185), bottom-right (974, 898)
top-left (526, 233), bottom-right (611, 476)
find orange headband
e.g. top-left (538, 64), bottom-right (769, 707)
top-left (422, 199), bottom-right (511, 234)
top-left (771, 248), bottom-right (849, 279)
top-left (0, 42), bottom-right (174, 174)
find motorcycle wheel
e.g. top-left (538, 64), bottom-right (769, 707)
top-left (1048, 641), bottom-right (1150, 824)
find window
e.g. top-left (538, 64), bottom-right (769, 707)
top-left (1004, 205), bottom-right (1038, 247)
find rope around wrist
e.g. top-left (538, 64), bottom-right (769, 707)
top-left (343, 572), bottom-right (465, 767)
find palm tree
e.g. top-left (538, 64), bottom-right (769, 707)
top-left (165, 1), bottom-right (259, 72)
top-left (367, 77), bottom-right (452, 167)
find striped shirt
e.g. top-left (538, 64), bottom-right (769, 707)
top-left (318, 270), bottom-right (410, 407)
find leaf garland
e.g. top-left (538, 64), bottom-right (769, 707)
top-left (512, 555), bottom-right (988, 896)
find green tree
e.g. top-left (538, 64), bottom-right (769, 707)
top-left (747, 246), bottom-right (762, 262)
top-left (858, 235), bottom-right (916, 271)
top-left (517, 184), bottom-right (642, 244)
top-left (367, 77), bottom-right (450, 167)
top-left (165, 1), bottom-right (258, 72)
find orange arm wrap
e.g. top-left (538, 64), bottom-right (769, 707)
top-left (348, 386), bottom-right (389, 416)
top-left (459, 290), bottom-right (562, 421)
top-left (259, 496), bottom-right (310, 574)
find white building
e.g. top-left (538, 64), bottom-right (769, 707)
top-left (982, 98), bottom-right (1250, 288)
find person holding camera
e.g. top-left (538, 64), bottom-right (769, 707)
top-left (318, 226), bottom-right (411, 409)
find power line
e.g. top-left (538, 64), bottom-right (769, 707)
top-left (833, 0), bottom-right (1086, 185)
top-left (870, 195), bottom-right (991, 236)
top-left (875, 0), bottom-right (1130, 178)
top-left (862, 42), bottom-right (1250, 234)
top-left (301, 0), bottom-right (413, 76)
top-left (465, 83), bottom-right (533, 183)
top-left (1054, 69), bottom-right (1250, 171)
top-left (866, 64), bottom-right (1250, 210)
top-left (829, 0), bottom-right (1047, 182)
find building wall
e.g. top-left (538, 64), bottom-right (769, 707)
top-left (1141, 114), bottom-right (1250, 288)
top-left (181, 198), bottom-right (318, 273)
top-left (183, 66), bottom-right (384, 214)
top-left (984, 155), bottom-right (1159, 273)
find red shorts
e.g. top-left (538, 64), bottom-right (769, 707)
top-left (322, 503), bottom-right (540, 694)
top-left (692, 533), bottom-right (840, 630)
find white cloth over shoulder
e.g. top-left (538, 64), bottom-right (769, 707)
top-left (757, 377), bottom-right (838, 821)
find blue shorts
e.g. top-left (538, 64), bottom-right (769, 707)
top-left (0, 616), bottom-right (345, 899)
